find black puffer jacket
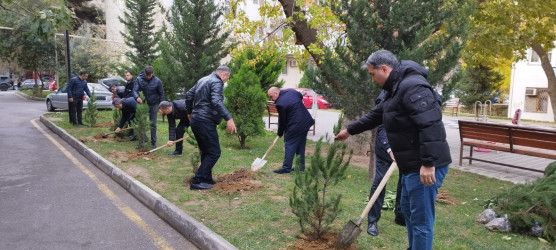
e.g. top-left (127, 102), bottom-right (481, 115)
top-left (167, 99), bottom-right (190, 140)
top-left (347, 60), bottom-right (451, 174)
top-left (185, 72), bottom-right (232, 124)
top-left (133, 72), bottom-right (165, 105)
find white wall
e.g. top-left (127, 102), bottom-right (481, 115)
top-left (509, 47), bottom-right (555, 122)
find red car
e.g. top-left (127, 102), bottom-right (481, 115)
top-left (291, 88), bottom-right (332, 109)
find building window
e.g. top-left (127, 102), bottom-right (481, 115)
top-left (530, 50), bottom-right (552, 63)
top-left (253, 0), bottom-right (259, 4)
top-left (282, 61), bottom-right (288, 75)
top-left (524, 88), bottom-right (549, 113)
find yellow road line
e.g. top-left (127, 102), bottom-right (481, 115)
top-left (31, 119), bottom-right (173, 250)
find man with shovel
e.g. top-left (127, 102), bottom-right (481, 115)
top-left (267, 87), bottom-right (314, 174)
top-left (158, 100), bottom-right (190, 156)
top-left (112, 97), bottom-right (137, 142)
top-left (335, 50), bottom-right (450, 250)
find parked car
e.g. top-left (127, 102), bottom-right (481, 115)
top-left (292, 88), bottom-right (332, 109)
top-left (45, 83), bottom-right (114, 111)
top-left (0, 76), bottom-right (11, 91)
top-left (20, 79), bottom-right (46, 90)
top-left (98, 76), bottom-right (126, 90)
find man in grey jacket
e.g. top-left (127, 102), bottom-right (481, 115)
top-left (185, 66), bottom-right (236, 190)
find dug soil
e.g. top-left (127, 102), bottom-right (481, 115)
top-left (294, 232), bottom-right (358, 250)
top-left (80, 135), bottom-right (127, 143)
top-left (107, 150), bottom-right (158, 163)
top-left (95, 121), bottom-right (113, 128)
top-left (212, 168), bottom-right (262, 195)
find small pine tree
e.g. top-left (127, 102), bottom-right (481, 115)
top-left (185, 128), bottom-right (199, 174)
top-left (134, 103), bottom-right (150, 150)
top-left (224, 64), bottom-right (266, 149)
top-left (111, 108), bottom-right (128, 138)
top-left (290, 138), bottom-right (353, 239)
top-left (83, 91), bottom-right (98, 127)
top-left (333, 113), bottom-right (344, 135)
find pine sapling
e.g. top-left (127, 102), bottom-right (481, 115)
top-left (134, 103), bottom-right (150, 150)
top-left (83, 91), bottom-right (98, 127)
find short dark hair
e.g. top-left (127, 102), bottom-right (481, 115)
top-left (110, 84), bottom-right (117, 90)
top-left (365, 50), bottom-right (398, 69)
top-left (124, 70), bottom-right (133, 75)
top-left (158, 101), bottom-right (171, 110)
top-left (215, 66), bottom-right (231, 75)
top-left (144, 66), bottom-right (154, 75)
top-left (112, 98), bottom-right (122, 105)
top-left (79, 71), bottom-right (88, 76)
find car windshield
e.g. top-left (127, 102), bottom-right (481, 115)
top-left (102, 79), bottom-right (125, 86)
top-left (89, 83), bottom-right (109, 92)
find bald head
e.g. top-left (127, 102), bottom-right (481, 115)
top-left (267, 87), bottom-right (280, 101)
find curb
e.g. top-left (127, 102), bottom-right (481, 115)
top-left (40, 115), bottom-right (238, 250)
top-left (17, 91), bottom-right (47, 101)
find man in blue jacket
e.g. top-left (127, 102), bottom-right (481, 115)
top-left (158, 100), bottom-right (190, 156)
top-left (185, 66), bottom-right (236, 190)
top-left (267, 87), bottom-right (314, 174)
top-left (335, 50), bottom-right (450, 250)
top-left (67, 71), bottom-right (91, 126)
top-left (133, 66), bottom-right (165, 149)
top-left (366, 90), bottom-right (405, 237)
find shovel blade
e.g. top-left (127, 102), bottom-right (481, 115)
top-left (251, 158), bottom-right (267, 171)
top-left (336, 220), bottom-right (361, 249)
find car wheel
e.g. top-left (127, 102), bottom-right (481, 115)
top-left (46, 99), bottom-right (55, 111)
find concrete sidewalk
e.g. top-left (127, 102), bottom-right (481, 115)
top-left (265, 110), bottom-right (554, 184)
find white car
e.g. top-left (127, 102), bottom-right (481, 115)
top-left (20, 79), bottom-right (46, 90)
top-left (46, 83), bottom-right (114, 111)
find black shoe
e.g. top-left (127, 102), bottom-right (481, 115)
top-left (367, 222), bottom-right (378, 236)
top-left (273, 168), bottom-right (291, 174)
top-left (190, 182), bottom-right (213, 190)
top-left (129, 136), bottom-right (137, 141)
top-left (73, 123), bottom-right (78, 126)
top-left (168, 151), bottom-right (182, 156)
top-left (78, 123), bottom-right (86, 126)
top-left (394, 214), bottom-right (406, 226)
top-left (151, 143), bottom-right (157, 149)
top-left (206, 179), bottom-right (216, 185)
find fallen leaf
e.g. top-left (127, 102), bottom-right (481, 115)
top-left (502, 236), bottom-right (511, 240)
top-left (539, 238), bottom-right (548, 243)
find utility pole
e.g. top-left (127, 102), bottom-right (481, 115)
top-left (64, 0), bottom-right (71, 84)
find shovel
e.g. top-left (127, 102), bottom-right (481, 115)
top-left (251, 136), bottom-right (280, 171)
top-left (144, 136), bottom-right (189, 155)
top-left (336, 162), bottom-right (398, 249)
top-left (102, 127), bottom-right (134, 138)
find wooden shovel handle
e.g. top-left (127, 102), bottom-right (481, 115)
top-left (359, 162), bottom-right (398, 221)
top-left (144, 136), bottom-right (189, 155)
top-left (104, 126), bottom-right (134, 136)
top-left (261, 136), bottom-right (280, 160)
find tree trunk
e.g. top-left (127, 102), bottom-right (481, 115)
top-left (277, 0), bottom-right (344, 95)
top-left (239, 135), bottom-right (246, 149)
top-left (531, 43), bottom-right (556, 122)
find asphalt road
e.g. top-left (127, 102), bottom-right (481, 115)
top-left (0, 90), bottom-right (197, 250)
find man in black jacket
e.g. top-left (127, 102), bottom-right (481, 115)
top-left (67, 71), bottom-right (91, 126)
top-left (267, 87), bottom-right (314, 174)
top-left (185, 66), bottom-right (236, 190)
top-left (366, 90), bottom-right (405, 237)
top-left (158, 100), bottom-right (190, 156)
top-left (133, 66), bottom-right (165, 149)
top-left (110, 70), bottom-right (136, 99)
top-left (112, 97), bottom-right (137, 142)
top-left (335, 50), bottom-right (450, 250)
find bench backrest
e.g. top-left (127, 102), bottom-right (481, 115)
top-left (267, 102), bottom-right (278, 116)
top-left (445, 98), bottom-right (460, 108)
top-left (459, 120), bottom-right (510, 144)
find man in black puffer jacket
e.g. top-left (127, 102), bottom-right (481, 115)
top-left (158, 100), bottom-right (190, 156)
top-left (67, 71), bottom-right (91, 126)
top-left (185, 66), bottom-right (236, 190)
top-left (335, 50), bottom-right (451, 250)
top-left (133, 66), bottom-right (165, 149)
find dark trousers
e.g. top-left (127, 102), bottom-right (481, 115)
top-left (281, 130), bottom-right (309, 171)
top-left (368, 156), bottom-right (403, 223)
top-left (190, 118), bottom-right (220, 184)
top-left (68, 99), bottom-right (83, 125)
top-left (174, 120), bottom-right (187, 153)
top-left (148, 104), bottom-right (157, 145)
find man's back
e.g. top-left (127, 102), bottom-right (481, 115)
top-left (275, 89), bottom-right (314, 138)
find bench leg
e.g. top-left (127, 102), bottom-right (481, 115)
top-left (459, 144), bottom-right (463, 166)
top-left (469, 146), bottom-right (473, 165)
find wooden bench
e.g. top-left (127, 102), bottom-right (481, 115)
top-left (458, 120), bottom-right (556, 173)
top-left (444, 98), bottom-right (460, 116)
top-left (266, 101), bottom-right (315, 135)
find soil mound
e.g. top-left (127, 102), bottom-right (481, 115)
top-left (294, 232), bottom-right (358, 250)
top-left (95, 121), bottom-right (113, 128)
top-left (213, 168), bottom-right (262, 194)
top-left (436, 190), bottom-right (458, 205)
top-left (108, 150), bottom-right (158, 163)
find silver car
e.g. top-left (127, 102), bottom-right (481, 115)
top-left (20, 79), bottom-right (46, 90)
top-left (46, 83), bottom-right (114, 111)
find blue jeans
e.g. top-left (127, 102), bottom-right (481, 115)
top-left (148, 104), bottom-right (158, 145)
top-left (368, 157), bottom-right (402, 223)
top-left (190, 118), bottom-right (220, 184)
top-left (401, 165), bottom-right (448, 250)
top-left (281, 132), bottom-right (309, 171)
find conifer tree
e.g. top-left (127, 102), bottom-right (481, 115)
top-left (455, 63), bottom-right (503, 107)
top-left (110, 107), bottom-right (127, 138)
top-left (83, 91), bottom-right (98, 127)
top-left (290, 138), bottom-right (352, 239)
top-left (119, 0), bottom-right (160, 72)
top-left (160, 0), bottom-right (229, 91)
top-left (228, 48), bottom-right (285, 91)
top-left (224, 63), bottom-right (266, 149)
top-left (134, 103), bottom-right (150, 150)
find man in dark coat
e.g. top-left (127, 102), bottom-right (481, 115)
top-left (185, 66), bottom-right (236, 190)
top-left (112, 97), bottom-right (137, 142)
top-left (267, 87), bottom-right (314, 174)
top-left (67, 71), bottom-right (91, 126)
top-left (133, 65), bottom-right (165, 149)
top-left (158, 100), bottom-right (190, 156)
top-left (366, 90), bottom-right (405, 237)
top-left (110, 70), bottom-right (136, 99)
top-left (335, 50), bottom-right (451, 250)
